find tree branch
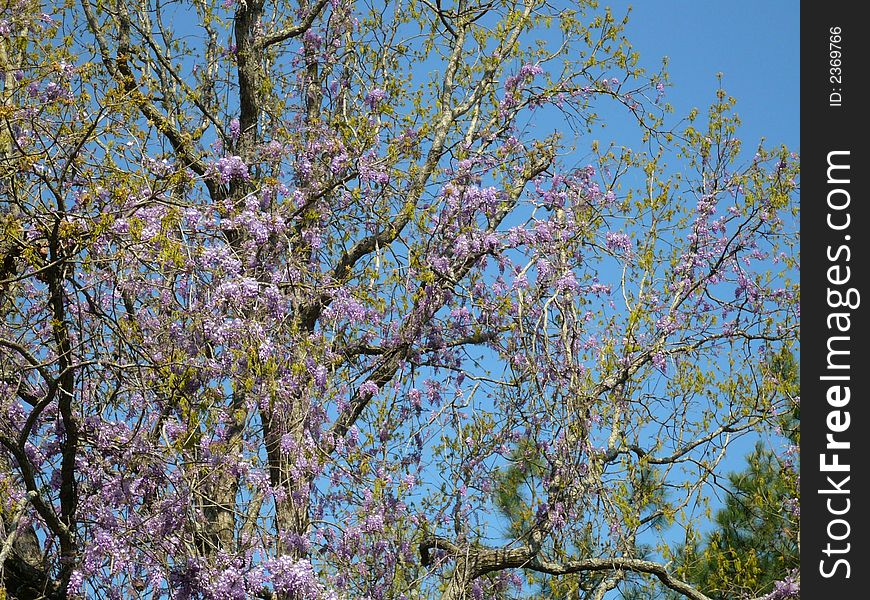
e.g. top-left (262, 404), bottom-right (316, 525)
top-left (258, 0), bottom-right (331, 49)
top-left (419, 534), bottom-right (713, 600)
top-left (527, 556), bottom-right (712, 600)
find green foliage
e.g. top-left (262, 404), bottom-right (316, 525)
top-left (0, 1), bottom-right (798, 597)
top-left (669, 350), bottom-right (799, 599)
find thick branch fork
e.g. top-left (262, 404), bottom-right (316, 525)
top-left (419, 534), bottom-right (713, 600)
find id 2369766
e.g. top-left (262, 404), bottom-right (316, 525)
top-left (829, 26), bottom-right (843, 107)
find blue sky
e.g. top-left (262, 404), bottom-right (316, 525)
top-left (567, 5), bottom-right (799, 594)
top-left (609, 0), bottom-right (799, 151)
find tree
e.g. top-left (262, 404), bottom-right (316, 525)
top-left (666, 350), bottom-right (800, 600)
top-left (491, 350), bottom-right (800, 600)
top-left (0, 1), bottom-right (798, 599)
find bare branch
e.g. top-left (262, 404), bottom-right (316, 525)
top-left (259, 0), bottom-right (331, 49)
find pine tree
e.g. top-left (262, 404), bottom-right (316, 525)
top-left (670, 349), bottom-right (799, 599)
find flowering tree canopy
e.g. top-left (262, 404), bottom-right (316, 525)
top-left (1, 1), bottom-right (798, 599)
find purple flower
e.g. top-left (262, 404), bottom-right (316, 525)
top-left (521, 63), bottom-right (544, 78)
top-left (358, 150), bottom-right (389, 184)
top-left (651, 351), bottom-right (667, 372)
top-left (605, 231), bottom-right (633, 255)
top-left (280, 433), bottom-right (296, 454)
top-left (359, 381), bottom-right (379, 397)
top-left (761, 572), bottom-right (800, 599)
top-left (67, 570), bottom-right (84, 595)
top-left (362, 512), bottom-right (385, 533)
top-left (555, 274), bottom-right (579, 292)
top-left (111, 218), bottom-right (129, 234)
top-left (365, 88), bottom-right (386, 109)
top-left (329, 152), bottom-right (350, 174)
top-left (783, 497), bottom-right (799, 518)
top-left (209, 155), bottom-right (250, 183)
top-left (259, 140), bottom-right (285, 163)
top-left (43, 82), bottom-right (61, 101)
top-left (536, 258), bottom-right (553, 279)
top-left (587, 283), bottom-right (611, 296)
top-left (312, 364), bottom-right (328, 391)
top-left (229, 118), bottom-right (241, 143)
top-left (303, 28), bottom-right (323, 49)
top-left (504, 63), bottom-right (543, 92)
top-left (322, 290), bottom-right (370, 324)
top-left (260, 557), bottom-right (325, 599)
top-left (58, 61), bottom-right (75, 78)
